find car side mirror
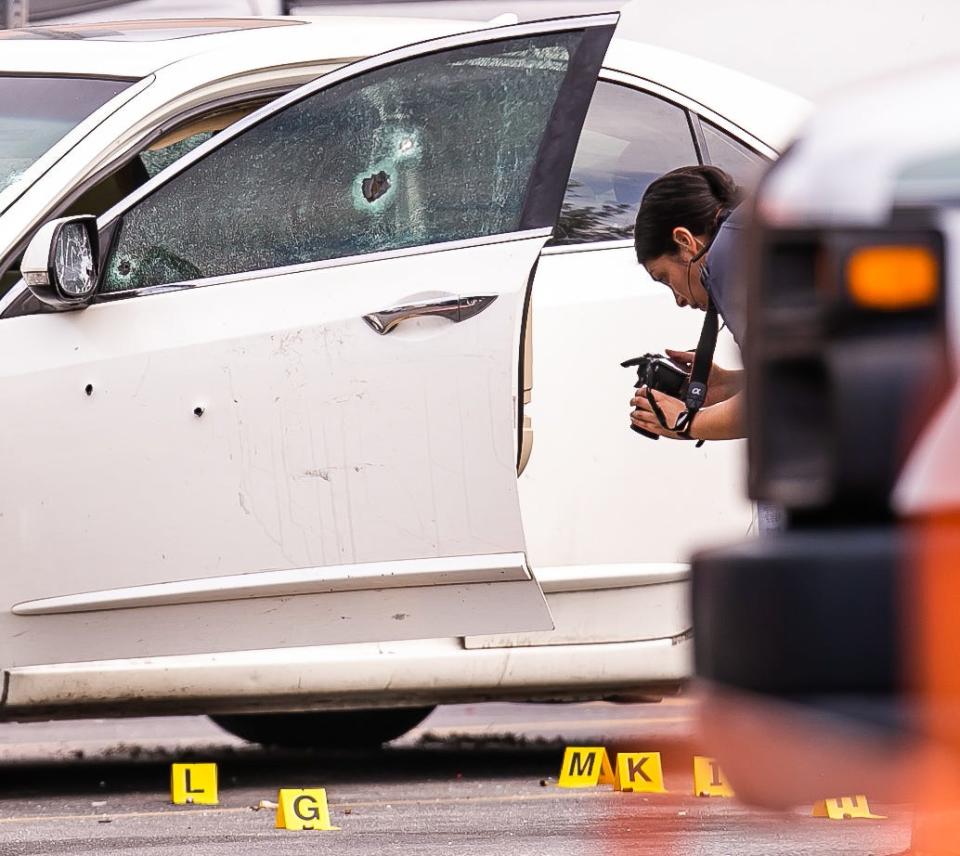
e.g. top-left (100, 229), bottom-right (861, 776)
top-left (21, 215), bottom-right (101, 310)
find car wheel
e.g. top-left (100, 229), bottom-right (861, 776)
top-left (210, 706), bottom-right (436, 749)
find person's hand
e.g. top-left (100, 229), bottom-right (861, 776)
top-left (630, 386), bottom-right (690, 440)
top-left (665, 348), bottom-right (730, 385)
top-left (665, 349), bottom-right (740, 405)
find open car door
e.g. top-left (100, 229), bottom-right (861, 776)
top-left (0, 16), bottom-right (617, 667)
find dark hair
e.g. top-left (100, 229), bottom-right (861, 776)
top-left (634, 165), bottom-right (743, 263)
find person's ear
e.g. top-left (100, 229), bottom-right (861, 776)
top-left (672, 227), bottom-right (699, 260)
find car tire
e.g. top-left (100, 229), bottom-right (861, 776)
top-left (210, 706), bottom-right (436, 749)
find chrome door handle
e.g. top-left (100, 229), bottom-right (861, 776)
top-left (363, 294), bottom-right (497, 335)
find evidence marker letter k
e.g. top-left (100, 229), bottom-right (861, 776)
top-left (626, 756), bottom-right (651, 783)
top-left (614, 752), bottom-right (665, 793)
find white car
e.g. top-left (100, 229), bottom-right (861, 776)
top-left (1, 14), bottom-right (808, 746)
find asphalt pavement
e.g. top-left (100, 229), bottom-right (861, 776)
top-left (0, 699), bottom-right (912, 855)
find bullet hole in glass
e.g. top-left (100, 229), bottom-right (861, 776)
top-left (97, 36), bottom-right (579, 293)
top-left (84, 384), bottom-right (93, 396)
top-left (361, 170), bottom-right (391, 203)
top-left (194, 406), bottom-right (204, 418)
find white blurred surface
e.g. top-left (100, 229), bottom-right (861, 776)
top-left (47, 0), bottom-right (960, 102)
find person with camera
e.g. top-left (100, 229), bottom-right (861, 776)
top-left (629, 165), bottom-right (746, 442)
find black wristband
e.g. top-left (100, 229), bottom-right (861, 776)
top-left (675, 409), bottom-right (706, 447)
top-left (673, 408), bottom-right (694, 435)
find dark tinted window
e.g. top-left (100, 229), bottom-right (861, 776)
top-left (702, 120), bottom-right (768, 190)
top-left (103, 32), bottom-right (584, 293)
top-left (0, 76), bottom-right (132, 195)
top-left (552, 82), bottom-right (699, 245)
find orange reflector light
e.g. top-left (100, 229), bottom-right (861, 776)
top-left (846, 245), bottom-right (938, 309)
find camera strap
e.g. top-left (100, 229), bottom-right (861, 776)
top-left (677, 297), bottom-right (719, 429)
top-left (647, 298), bottom-right (718, 445)
top-left (646, 206), bottom-right (729, 444)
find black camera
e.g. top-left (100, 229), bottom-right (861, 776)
top-left (621, 353), bottom-right (689, 439)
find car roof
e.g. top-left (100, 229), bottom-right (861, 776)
top-left (603, 38), bottom-right (809, 151)
top-left (0, 15), bottom-right (808, 151)
top-left (0, 16), bottom-right (471, 78)
top-left (0, 17), bottom-right (298, 42)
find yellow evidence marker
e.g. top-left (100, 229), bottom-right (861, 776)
top-left (170, 763), bottom-right (218, 805)
top-left (275, 789), bottom-right (339, 831)
top-left (812, 795), bottom-right (886, 820)
top-left (614, 752), bottom-right (666, 793)
top-left (693, 756), bottom-right (734, 798)
top-left (557, 747), bottom-right (615, 788)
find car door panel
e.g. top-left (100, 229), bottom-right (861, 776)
top-left (0, 236), bottom-right (554, 666)
top-left (518, 79), bottom-right (754, 577)
top-left (0, 18), bottom-right (617, 668)
top-left (520, 245), bottom-right (753, 571)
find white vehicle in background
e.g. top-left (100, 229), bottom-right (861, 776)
top-left (0, 14), bottom-right (808, 747)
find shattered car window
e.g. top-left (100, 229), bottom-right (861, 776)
top-left (103, 32), bottom-right (583, 293)
top-left (140, 133), bottom-right (216, 178)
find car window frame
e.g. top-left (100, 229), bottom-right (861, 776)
top-left (540, 68), bottom-right (777, 257)
top-left (0, 87), bottom-right (295, 270)
top-left (548, 75), bottom-right (704, 249)
top-left (0, 73), bottom-right (150, 218)
top-left (80, 16), bottom-right (618, 303)
top-left (694, 115), bottom-right (770, 186)
top-left (0, 68), bottom-right (345, 320)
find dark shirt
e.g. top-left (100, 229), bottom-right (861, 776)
top-left (701, 206), bottom-right (745, 347)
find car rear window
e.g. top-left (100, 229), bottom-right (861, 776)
top-left (0, 75), bottom-right (133, 196)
